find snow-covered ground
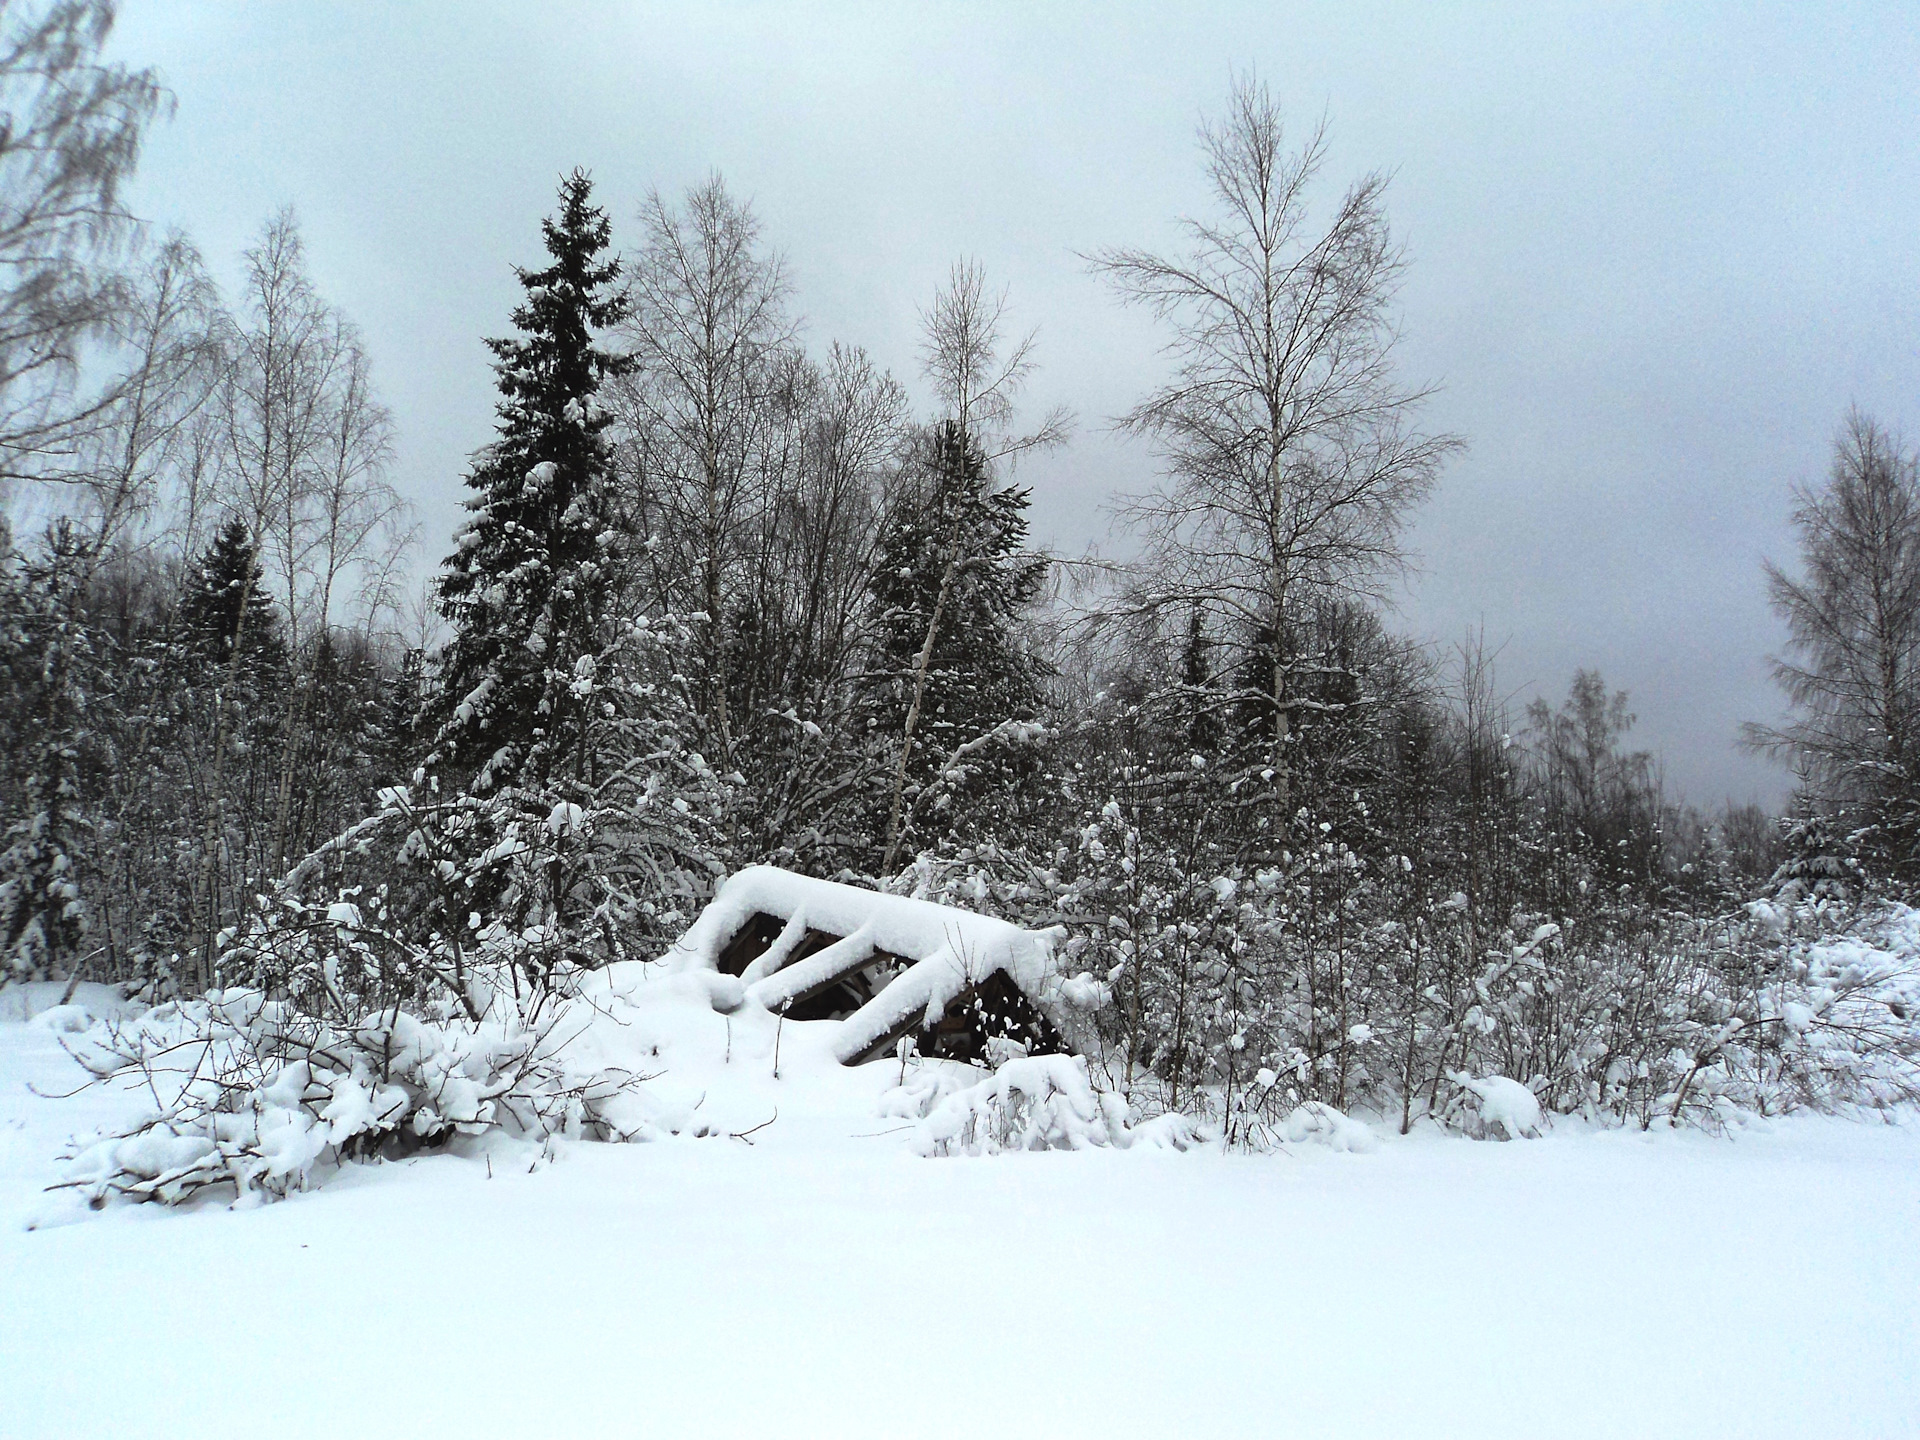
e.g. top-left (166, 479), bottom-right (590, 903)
top-left (2, 988), bottom-right (1916, 1439)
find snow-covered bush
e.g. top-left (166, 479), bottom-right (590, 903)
top-left (887, 1052), bottom-right (1196, 1156)
top-left (909, 1054), bottom-right (1124, 1155)
top-left (904, 794), bottom-right (1920, 1136)
top-left (45, 774), bottom-right (695, 1208)
top-left (1445, 1073), bottom-right (1544, 1140)
top-left (52, 971), bottom-right (652, 1208)
top-left (1434, 903), bottom-right (1920, 1130)
top-left (1277, 1099), bottom-right (1378, 1152)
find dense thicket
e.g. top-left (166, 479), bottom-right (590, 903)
top-left (2, 17), bottom-right (1905, 1141)
top-left (0, 5), bottom-right (414, 993)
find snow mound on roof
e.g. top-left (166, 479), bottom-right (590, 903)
top-left (664, 865), bottom-right (1095, 1061)
top-left (667, 865), bottom-right (1056, 980)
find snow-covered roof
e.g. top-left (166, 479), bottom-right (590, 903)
top-left (665, 866), bottom-right (1090, 1064)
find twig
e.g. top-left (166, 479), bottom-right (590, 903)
top-left (728, 1108), bottom-right (778, 1144)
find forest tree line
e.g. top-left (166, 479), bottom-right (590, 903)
top-left (4, 4), bottom-right (1915, 1130)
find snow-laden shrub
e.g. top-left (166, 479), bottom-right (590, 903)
top-left (1277, 1099), bottom-right (1379, 1152)
top-left (46, 861), bottom-right (668, 1209)
top-left (51, 974), bottom-right (652, 1207)
top-left (916, 1055), bottom-right (1124, 1155)
top-left (1494, 908), bottom-right (1903, 1133)
top-left (1189, 1065), bottom-right (1381, 1153)
top-left (886, 1053), bottom-right (1197, 1156)
top-left (1445, 1073), bottom-right (1545, 1139)
top-left (1652, 910), bottom-right (1920, 1123)
top-left (914, 797), bottom-right (1920, 1134)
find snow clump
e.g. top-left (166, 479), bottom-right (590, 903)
top-left (888, 1053), bottom-right (1196, 1156)
top-left (1450, 1072), bottom-right (1545, 1139)
top-left (1280, 1100), bottom-right (1378, 1153)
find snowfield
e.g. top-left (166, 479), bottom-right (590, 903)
top-left (2, 989), bottom-right (1917, 1439)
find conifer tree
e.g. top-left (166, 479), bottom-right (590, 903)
top-left (412, 170), bottom-right (715, 984)
top-left (1180, 607), bottom-right (1217, 753)
top-left (180, 516), bottom-right (284, 679)
top-left (176, 516), bottom-right (287, 982)
top-left (871, 421), bottom-right (1045, 866)
top-left (0, 525), bottom-right (104, 979)
top-left (283, 629), bottom-right (386, 862)
top-left (432, 168), bottom-right (634, 793)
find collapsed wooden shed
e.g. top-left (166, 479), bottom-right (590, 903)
top-left (664, 866), bottom-right (1095, 1066)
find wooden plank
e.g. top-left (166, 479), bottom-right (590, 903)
top-left (749, 927), bottom-right (878, 1014)
top-left (716, 912), bottom-right (785, 977)
top-left (842, 968), bottom-right (1064, 1065)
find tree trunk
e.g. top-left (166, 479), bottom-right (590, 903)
top-left (194, 580), bottom-right (255, 989)
top-left (880, 527), bottom-right (961, 877)
top-left (1272, 647), bottom-right (1290, 814)
top-left (269, 662), bottom-right (312, 875)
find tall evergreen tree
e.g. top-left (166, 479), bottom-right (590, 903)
top-left (174, 516), bottom-right (287, 981)
top-left (180, 516), bottom-right (284, 678)
top-left (871, 423), bottom-right (1045, 740)
top-left (414, 170), bottom-right (715, 983)
top-left (432, 169), bottom-right (635, 793)
top-left (1180, 606), bottom-right (1217, 752)
top-left (870, 421), bottom-right (1046, 865)
top-left (0, 525), bottom-right (105, 979)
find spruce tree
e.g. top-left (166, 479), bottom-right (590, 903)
top-left (869, 421), bottom-right (1046, 865)
top-left (1180, 607), bottom-right (1218, 753)
top-left (174, 517), bottom-right (287, 982)
top-left (180, 517), bottom-right (284, 680)
top-left (872, 423), bottom-right (1044, 740)
top-left (414, 170), bottom-right (714, 985)
top-left (0, 525), bottom-right (104, 980)
top-left (432, 168), bottom-right (634, 793)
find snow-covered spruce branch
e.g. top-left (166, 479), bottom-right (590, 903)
top-left (882, 719), bottom-right (1051, 881)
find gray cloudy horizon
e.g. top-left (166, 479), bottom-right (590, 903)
top-left (103, 2), bottom-right (1920, 810)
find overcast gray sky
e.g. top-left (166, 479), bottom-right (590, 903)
top-left (106, 2), bottom-right (1920, 808)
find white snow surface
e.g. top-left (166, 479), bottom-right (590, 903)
top-left (2, 987), bottom-right (1917, 1437)
top-left (0, 980), bottom-right (138, 1027)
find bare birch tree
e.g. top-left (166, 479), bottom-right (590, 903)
top-left (1090, 76), bottom-right (1456, 810)
top-left (618, 175), bottom-right (796, 763)
top-left (879, 260), bottom-right (1065, 872)
top-left (265, 320), bottom-right (406, 872)
top-left (0, 0), bottom-right (167, 486)
top-left (197, 210), bottom-right (412, 960)
top-left (917, 258), bottom-right (1069, 462)
top-left (192, 210), bottom-right (331, 977)
top-left (1748, 411), bottom-right (1920, 873)
top-left (66, 231), bottom-right (223, 556)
